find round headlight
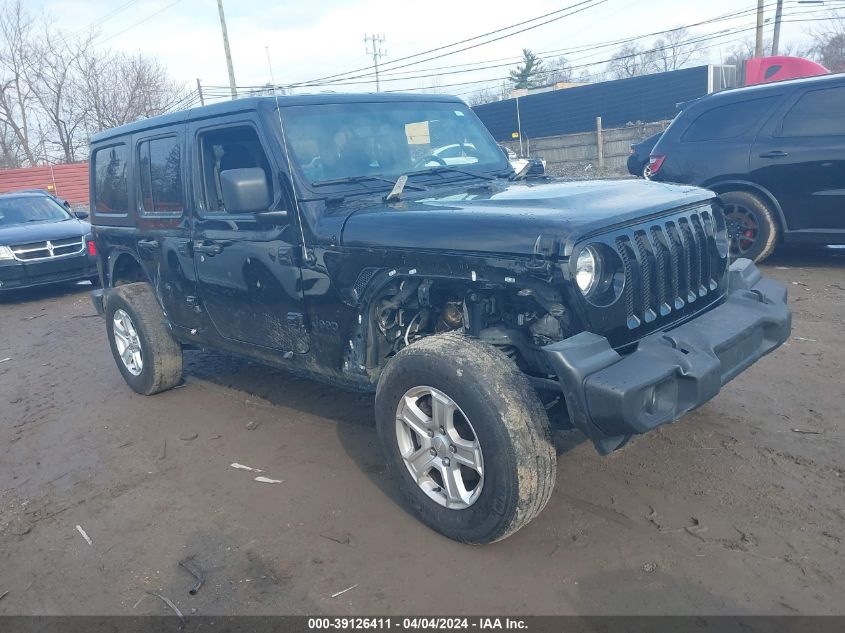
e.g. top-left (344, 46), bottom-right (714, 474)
top-left (575, 246), bottom-right (602, 296)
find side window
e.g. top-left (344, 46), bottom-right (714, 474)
top-left (780, 86), bottom-right (845, 137)
top-left (93, 144), bottom-right (129, 213)
top-left (682, 97), bottom-right (778, 142)
top-left (138, 136), bottom-right (183, 214)
top-left (197, 125), bottom-right (273, 213)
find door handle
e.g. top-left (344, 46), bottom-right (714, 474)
top-left (137, 239), bottom-right (160, 250)
top-left (758, 150), bottom-right (788, 158)
top-left (192, 242), bottom-right (223, 256)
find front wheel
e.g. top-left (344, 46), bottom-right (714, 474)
top-left (375, 333), bottom-right (556, 544)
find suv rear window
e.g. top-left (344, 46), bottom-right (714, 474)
top-left (780, 86), bottom-right (845, 137)
top-left (682, 96), bottom-right (777, 142)
top-left (138, 136), bottom-right (183, 215)
top-left (93, 144), bottom-right (129, 213)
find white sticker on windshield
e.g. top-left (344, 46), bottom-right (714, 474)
top-left (454, 110), bottom-right (464, 116)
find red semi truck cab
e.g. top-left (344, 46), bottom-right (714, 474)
top-left (744, 56), bottom-right (830, 86)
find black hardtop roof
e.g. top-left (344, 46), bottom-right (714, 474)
top-left (90, 92), bottom-right (465, 144)
top-left (694, 72), bottom-right (845, 108)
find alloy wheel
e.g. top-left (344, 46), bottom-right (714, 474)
top-left (395, 386), bottom-right (484, 509)
top-left (724, 203), bottom-right (760, 257)
top-left (113, 308), bottom-right (143, 376)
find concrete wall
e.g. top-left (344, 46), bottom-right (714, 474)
top-left (501, 120), bottom-right (671, 177)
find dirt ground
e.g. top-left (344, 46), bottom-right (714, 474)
top-left (1, 246), bottom-right (843, 616)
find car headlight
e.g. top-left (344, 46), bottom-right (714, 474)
top-left (575, 245), bottom-right (602, 296)
top-left (0, 245), bottom-right (15, 261)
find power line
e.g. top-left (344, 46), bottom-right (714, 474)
top-left (377, 15), bottom-right (838, 95)
top-left (79, 0), bottom-right (143, 32)
top-left (292, 0), bottom-right (832, 88)
top-left (265, 11), bottom-right (819, 90)
top-left (290, 0), bottom-right (607, 87)
top-left (366, 1), bottom-right (789, 81)
top-left (97, 0), bottom-right (183, 45)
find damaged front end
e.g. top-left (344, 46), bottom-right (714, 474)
top-left (543, 259), bottom-right (791, 454)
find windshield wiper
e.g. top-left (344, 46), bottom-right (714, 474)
top-left (312, 174), bottom-right (425, 191)
top-left (406, 166), bottom-right (495, 182)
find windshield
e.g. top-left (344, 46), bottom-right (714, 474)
top-left (282, 101), bottom-right (508, 186)
top-left (0, 196), bottom-right (72, 226)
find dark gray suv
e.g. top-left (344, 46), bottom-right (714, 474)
top-left (648, 74), bottom-right (845, 262)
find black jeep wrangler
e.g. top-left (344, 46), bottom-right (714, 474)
top-left (89, 94), bottom-right (791, 544)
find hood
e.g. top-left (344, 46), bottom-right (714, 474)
top-left (0, 218), bottom-right (89, 246)
top-left (340, 179), bottom-right (713, 258)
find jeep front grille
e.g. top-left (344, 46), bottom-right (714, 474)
top-left (614, 207), bottom-right (722, 330)
top-left (573, 203), bottom-right (728, 347)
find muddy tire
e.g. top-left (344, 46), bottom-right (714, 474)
top-left (375, 332), bottom-right (556, 544)
top-left (720, 190), bottom-right (778, 263)
top-left (104, 282), bottom-right (182, 395)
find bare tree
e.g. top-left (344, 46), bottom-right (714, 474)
top-left (79, 50), bottom-right (189, 133)
top-left (544, 56), bottom-right (574, 85)
top-left (466, 87), bottom-right (498, 106)
top-left (0, 0), bottom-right (187, 167)
top-left (607, 44), bottom-right (655, 79)
top-left (807, 11), bottom-right (845, 71)
top-left (0, 0), bottom-right (39, 166)
top-left (608, 28), bottom-right (708, 79)
top-left (651, 27), bottom-right (707, 72)
top-left (30, 25), bottom-right (93, 163)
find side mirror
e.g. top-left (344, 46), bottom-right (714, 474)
top-left (220, 168), bottom-right (271, 214)
top-left (74, 210), bottom-right (89, 220)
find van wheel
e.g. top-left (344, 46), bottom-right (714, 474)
top-left (104, 282), bottom-right (183, 395)
top-left (720, 191), bottom-right (778, 263)
top-left (375, 333), bottom-right (556, 544)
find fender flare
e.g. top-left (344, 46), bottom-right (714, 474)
top-left (703, 179), bottom-right (789, 233)
top-left (106, 248), bottom-right (152, 287)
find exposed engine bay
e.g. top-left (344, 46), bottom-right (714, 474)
top-left (369, 278), bottom-right (573, 378)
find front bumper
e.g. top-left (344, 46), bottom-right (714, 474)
top-left (0, 253), bottom-right (97, 291)
top-left (543, 259), bottom-right (791, 454)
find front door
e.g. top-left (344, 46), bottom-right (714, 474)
top-left (750, 84), bottom-right (845, 232)
top-left (189, 119), bottom-right (309, 354)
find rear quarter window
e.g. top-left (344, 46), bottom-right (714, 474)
top-left (93, 144), bottom-right (129, 214)
top-left (681, 96), bottom-right (779, 142)
top-left (779, 85), bottom-right (845, 137)
top-left (138, 136), bottom-right (184, 215)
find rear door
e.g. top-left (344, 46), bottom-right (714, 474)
top-left (750, 83), bottom-right (845, 231)
top-left (188, 116), bottom-right (309, 354)
top-left (131, 128), bottom-right (202, 329)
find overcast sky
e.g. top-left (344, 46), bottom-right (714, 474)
top-left (38, 0), bottom-right (830, 99)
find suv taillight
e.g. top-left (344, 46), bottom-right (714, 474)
top-left (646, 154), bottom-right (666, 177)
top-left (87, 240), bottom-right (97, 256)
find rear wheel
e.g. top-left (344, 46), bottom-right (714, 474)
top-left (375, 333), bottom-right (556, 544)
top-left (720, 190), bottom-right (778, 263)
top-left (104, 282), bottom-right (183, 395)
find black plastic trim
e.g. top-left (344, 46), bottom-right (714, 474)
top-left (543, 258), bottom-right (791, 454)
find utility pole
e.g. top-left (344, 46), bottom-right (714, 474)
top-left (364, 34), bottom-right (386, 92)
top-left (196, 78), bottom-right (205, 106)
top-left (755, 0), bottom-right (765, 58)
top-left (771, 0), bottom-right (784, 56)
top-left (216, 0), bottom-right (238, 99)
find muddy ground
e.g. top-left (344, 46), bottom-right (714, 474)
top-left (1, 247), bottom-right (843, 616)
